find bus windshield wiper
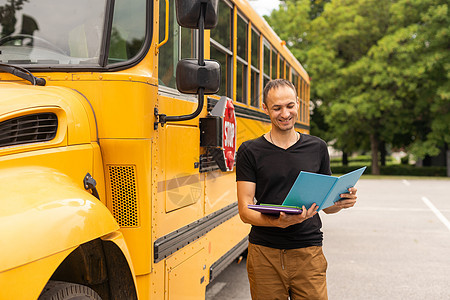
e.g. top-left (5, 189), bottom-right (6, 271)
top-left (0, 63), bottom-right (46, 86)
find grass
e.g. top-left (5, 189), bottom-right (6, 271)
top-left (331, 155), bottom-right (448, 178)
top-left (358, 175), bottom-right (450, 180)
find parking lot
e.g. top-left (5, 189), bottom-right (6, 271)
top-left (206, 178), bottom-right (450, 300)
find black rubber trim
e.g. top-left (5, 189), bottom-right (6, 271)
top-left (99, 0), bottom-right (115, 67)
top-left (207, 98), bottom-right (310, 130)
top-left (209, 236), bottom-right (248, 282)
top-left (154, 202), bottom-right (239, 263)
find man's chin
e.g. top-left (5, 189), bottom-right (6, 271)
top-left (275, 124), bottom-right (294, 131)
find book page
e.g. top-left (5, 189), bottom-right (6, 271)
top-left (319, 167), bottom-right (366, 210)
top-left (282, 172), bottom-right (337, 209)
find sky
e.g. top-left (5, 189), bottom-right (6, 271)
top-left (248, 0), bottom-right (281, 17)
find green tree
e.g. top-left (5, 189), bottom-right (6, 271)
top-left (367, 0), bottom-right (450, 159)
top-left (305, 0), bottom-right (392, 174)
top-left (267, 0), bottom-right (449, 175)
top-left (264, 0), bottom-right (312, 63)
top-left (0, 0), bottom-right (29, 36)
top-left (265, 0), bottom-right (334, 145)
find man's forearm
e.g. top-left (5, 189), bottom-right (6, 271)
top-left (322, 206), bottom-right (342, 214)
top-left (237, 200), bottom-right (281, 227)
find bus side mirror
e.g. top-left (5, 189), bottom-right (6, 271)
top-left (176, 59), bottom-right (221, 95)
top-left (175, 0), bottom-right (219, 29)
top-left (154, 0), bottom-right (219, 128)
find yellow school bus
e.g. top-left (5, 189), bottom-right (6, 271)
top-left (0, 0), bottom-right (310, 299)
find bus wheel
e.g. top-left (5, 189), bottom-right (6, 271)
top-left (38, 281), bottom-right (102, 300)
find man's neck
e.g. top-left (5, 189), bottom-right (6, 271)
top-left (267, 129), bottom-right (299, 149)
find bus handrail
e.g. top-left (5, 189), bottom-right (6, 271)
top-left (156, 0), bottom-right (169, 52)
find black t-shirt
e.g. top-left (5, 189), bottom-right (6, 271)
top-left (236, 133), bottom-right (331, 249)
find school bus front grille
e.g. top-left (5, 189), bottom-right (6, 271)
top-left (0, 113), bottom-right (58, 148)
top-left (108, 165), bottom-right (139, 227)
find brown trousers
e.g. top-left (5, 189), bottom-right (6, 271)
top-left (247, 243), bottom-right (328, 300)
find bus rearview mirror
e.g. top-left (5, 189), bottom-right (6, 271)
top-left (176, 59), bottom-right (221, 95)
top-left (175, 0), bottom-right (219, 29)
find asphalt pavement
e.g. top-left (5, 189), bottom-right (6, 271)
top-left (206, 178), bottom-right (450, 300)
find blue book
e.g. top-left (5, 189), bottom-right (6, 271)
top-left (248, 167), bottom-right (366, 214)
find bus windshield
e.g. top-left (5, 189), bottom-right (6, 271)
top-left (0, 0), bottom-right (148, 67)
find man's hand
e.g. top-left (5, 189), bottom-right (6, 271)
top-left (323, 187), bottom-right (358, 214)
top-left (272, 203), bottom-right (319, 228)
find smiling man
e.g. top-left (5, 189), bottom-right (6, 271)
top-left (236, 79), bottom-right (358, 299)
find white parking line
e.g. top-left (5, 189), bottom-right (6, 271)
top-left (422, 196), bottom-right (450, 232)
top-left (402, 179), bottom-right (411, 186)
top-left (354, 207), bottom-right (431, 212)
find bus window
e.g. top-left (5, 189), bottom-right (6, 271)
top-left (300, 78), bottom-right (305, 122)
top-left (292, 71), bottom-right (299, 99)
top-left (181, 27), bottom-right (196, 59)
top-left (263, 41), bottom-right (270, 77)
top-left (108, 0), bottom-right (146, 64)
top-left (250, 27), bottom-right (260, 107)
top-left (280, 57), bottom-right (285, 79)
top-left (210, 0), bottom-right (232, 50)
top-left (299, 78), bottom-right (303, 101)
top-left (272, 49), bottom-right (278, 78)
top-left (210, 0), bottom-right (233, 97)
top-left (306, 83), bottom-right (310, 123)
top-left (292, 72), bottom-right (299, 121)
top-left (250, 68), bottom-right (259, 107)
top-left (158, 0), bottom-right (196, 89)
top-left (236, 12), bottom-right (248, 104)
top-left (250, 27), bottom-right (259, 68)
top-left (286, 63), bottom-right (291, 81)
top-left (0, 0), bottom-right (107, 66)
top-left (263, 40), bottom-right (270, 91)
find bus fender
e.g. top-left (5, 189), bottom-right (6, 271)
top-left (0, 166), bottom-right (119, 273)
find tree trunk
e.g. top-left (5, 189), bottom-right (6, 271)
top-left (447, 149), bottom-right (450, 177)
top-left (380, 141), bottom-right (386, 166)
top-left (446, 143), bottom-right (450, 177)
top-left (342, 152), bottom-right (348, 166)
top-left (370, 133), bottom-right (380, 175)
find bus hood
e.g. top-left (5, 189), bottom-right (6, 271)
top-left (0, 82), bottom-right (97, 146)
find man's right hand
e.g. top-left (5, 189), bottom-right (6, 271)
top-left (237, 181), bottom-right (318, 228)
top-left (272, 203), bottom-right (318, 228)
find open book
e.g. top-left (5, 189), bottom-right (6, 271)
top-left (248, 167), bottom-right (366, 214)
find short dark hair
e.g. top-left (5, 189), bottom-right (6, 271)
top-left (263, 79), bottom-right (297, 105)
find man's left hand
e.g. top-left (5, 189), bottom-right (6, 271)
top-left (323, 187), bottom-right (357, 214)
top-left (335, 187), bottom-right (357, 209)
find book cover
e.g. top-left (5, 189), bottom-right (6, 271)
top-left (248, 167), bottom-right (366, 214)
top-left (247, 204), bottom-right (303, 215)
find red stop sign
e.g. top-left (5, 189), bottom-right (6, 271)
top-left (222, 99), bottom-right (236, 171)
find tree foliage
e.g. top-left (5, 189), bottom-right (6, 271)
top-left (266, 0), bottom-right (449, 174)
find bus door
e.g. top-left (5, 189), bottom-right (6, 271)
top-left (154, 0), bottom-right (215, 230)
top-left (152, 1), bottom-right (222, 297)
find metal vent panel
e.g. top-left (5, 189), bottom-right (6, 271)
top-left (0, 113), bottom-right (58, 148)
top-left (108, 165), bottom-right (139, 227)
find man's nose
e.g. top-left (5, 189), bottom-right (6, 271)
top-left (281, 108), bottom-right (290, 118)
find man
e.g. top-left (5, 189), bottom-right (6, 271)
top-left (236, 79), bottom-right (358, 300)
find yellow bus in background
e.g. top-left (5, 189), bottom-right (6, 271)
top-left (0, 0), bottom-right (310, 299)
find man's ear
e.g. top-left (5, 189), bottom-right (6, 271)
top-left (262, 102), bottom-right (268, 114)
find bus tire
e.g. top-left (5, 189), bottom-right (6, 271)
top-left (38, 281), bottom-right (102, 300)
